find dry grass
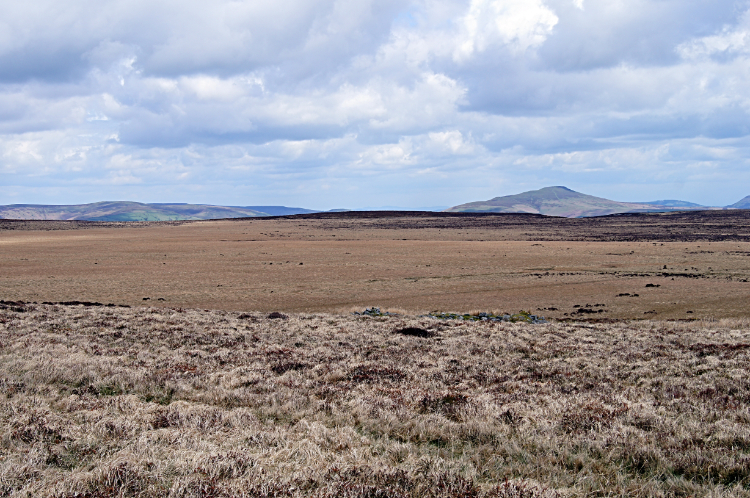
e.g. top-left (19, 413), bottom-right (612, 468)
top-left (1, 303), bottom-right (750, 496)
top-left (2, 216), bottom-right (750, 319)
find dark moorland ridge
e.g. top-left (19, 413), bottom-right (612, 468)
top-left (282, 209), bottom-right (750, 242)
top-left (2, 209), bottom-right (749, 242)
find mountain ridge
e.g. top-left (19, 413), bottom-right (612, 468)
top-left (0, 202), bottom-right (315, 221)
top-left (444, 186), bottom-right (734, 218)
top-left (641, 200), bottom-right (705, 208)
top-left (729, 195), bottom-right (750, 209)
top-left (1, 189), bottom-right (747, 221)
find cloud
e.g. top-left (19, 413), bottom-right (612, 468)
top-left (2, 0), bottom-right (750, 208)
top-left (538, 0), bottom-right (740, 71)
top-left (454, 0), bottom-right (558, 60)
top-left (676, 9), bottom-right (750, 61)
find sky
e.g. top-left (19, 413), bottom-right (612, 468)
top-left (1, 0), bottom-right (750, 209)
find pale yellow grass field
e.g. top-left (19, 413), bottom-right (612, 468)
top-left (1, 216), bottom-right (749, 319)
top-left (1, 302), bottom-right (750, 496)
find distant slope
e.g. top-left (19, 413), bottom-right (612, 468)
top-left (0, 202), bottom-right (283, 221)
top-left (728, 195), bottom-right (750, 209)
top-left (238, 206), bottom-right (318, 216)
top-left (445, 186), bottom-right (709, 218)
top-left (320, 206), bottom-right (449, 212)
top-left (642, 200), bottom-right (705, 208)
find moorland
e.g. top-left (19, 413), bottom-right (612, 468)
top-left (1, 210), bottom-right (749, 319)
top-left (1, 210), bottom-right (750, 496)
top-left (1, 303), bottom-right (750, 496)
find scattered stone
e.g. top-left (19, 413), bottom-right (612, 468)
top-left (354, 307), bottom-right (398, 317)
top-left (645, 283), bottom-right (661, 288)
top-left (267, 312), bottom-right (287, 319)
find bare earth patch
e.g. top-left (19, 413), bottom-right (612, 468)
top-left (1, 303), bottom-right (750, 496)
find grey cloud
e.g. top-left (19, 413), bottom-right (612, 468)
top-left (0, 0), bottom-right (407, 83)
top-left (538, 0), bottom-right (740, 71)
top-left (2, 0), bottom-right (750, 208)
top-left (0, 47), bottom-right (90, 83)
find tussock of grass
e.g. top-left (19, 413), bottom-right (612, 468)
top-left (1, 304), bottom-right (749, 496)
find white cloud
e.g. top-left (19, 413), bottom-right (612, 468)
top-left (2, 0), bottom-right (750, 208)
top-left (455, 0), bottom-right (558, 60)
top-left (427, 130), bottom-right (475, 154)
top-left (677, 11), bottom-right (750, 60)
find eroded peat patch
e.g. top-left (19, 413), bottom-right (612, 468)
top-left (1, 303), bottom-right (750, 496)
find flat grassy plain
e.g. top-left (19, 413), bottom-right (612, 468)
top-left (1, 211), bottom-right (750, 319)
top-left (1, 211), bottom-right (750, 496)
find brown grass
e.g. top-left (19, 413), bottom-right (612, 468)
top-left (2, 303), bottom-right (750, 496)
top-left (2, 215), bottom-right (750, 320)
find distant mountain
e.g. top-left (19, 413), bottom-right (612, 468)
top-left (325, 206), bottom-right (449, 212)
top-left (444, 186), bottom-right (714, 218)
top-left (238, 206), bottom-right (318, 216)
top-left (728, 195), bottom-right (750, 209)
top-left (359, 205), bottom-right (449, 211)
top-left (642, 200), bottom-right (705, 208)
top-left (0, 202), bottom-right (315, 221)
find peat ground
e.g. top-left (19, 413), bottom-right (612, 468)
top-left (3, 209), bottom-right (750, 242)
